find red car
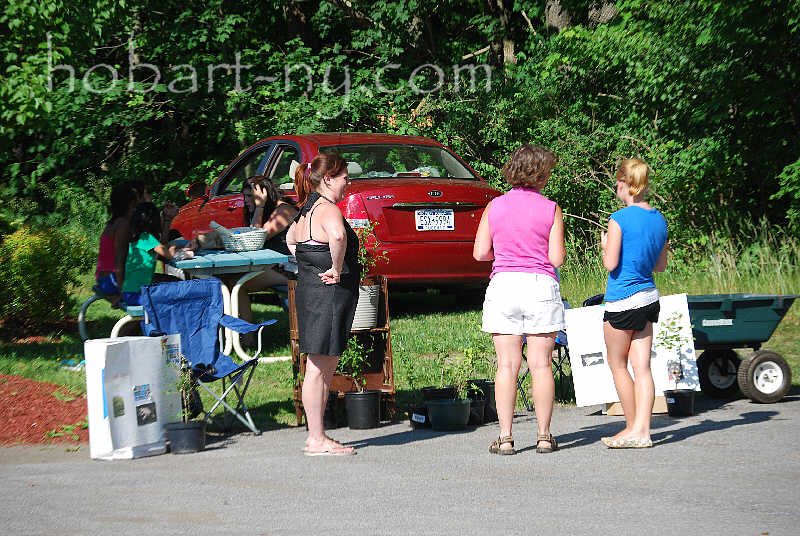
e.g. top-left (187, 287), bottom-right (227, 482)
top-left (170, 133), bottom-right (501, 288)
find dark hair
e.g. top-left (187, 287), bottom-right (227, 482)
top-left (108, 182), bottom-right (137, 224)
top-left (294, 152), bottom-right (347, 206)
top-left (501, 144), bottom-right (557, 189)
top-left (123, 180), bottom-right (148, 202)
top-left (242, 175), bottom-right (280, 226)
top-left (130, 202), bottom-right (162, 243)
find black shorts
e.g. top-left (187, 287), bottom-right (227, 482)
top-left (603, 300), bottom-right (660, 331)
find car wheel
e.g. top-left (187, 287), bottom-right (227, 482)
top-left (697, 349), bottom-right (741, 398)
top-left (737, 350), bottom-right (792, 403)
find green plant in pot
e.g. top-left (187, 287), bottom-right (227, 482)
top-left (165, 355), bottom-right (206, 454)
top-left (351, 221), bottom-right (389, 330)
top-left (397, 348), bottom-right (431, 428)
top-left (338, 335), bottom-right (381, 429)
top-left (426, 347), bottom-right (478, 431)
top-left (656, 311), bottom-right (696, 417)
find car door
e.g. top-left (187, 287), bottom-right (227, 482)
top-left (192, 143), bottom-right (275, 234)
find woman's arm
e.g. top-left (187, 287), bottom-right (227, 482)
top-left (286, 221), bottom-right (297, 256)
top-left (113, 219), bottom-right (130, 290)
top-left (654, 242), bottom-right (669, 272)
top-left (473, 201), bottom-right (494, 261)
top-left (601, 219), bottom-right (622, 272)
top-left (262, 202), bottom-right (297, 238)
top-left (317, 204), bottom-right (346, 284)
top-left (548, 205), bottom-right (566, 268)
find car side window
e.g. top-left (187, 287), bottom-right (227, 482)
top-left (267, 145), bottom-right (300, 185)
top-left (215, 145), bottom-right (272, 196)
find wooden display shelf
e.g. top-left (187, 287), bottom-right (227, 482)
top-left (289, 275), bottom-right (396, 426)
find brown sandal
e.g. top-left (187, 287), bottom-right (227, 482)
top-left (536, 433), bottom-right (558, 453)
top-left (489, 435), bottom-right (515, 455)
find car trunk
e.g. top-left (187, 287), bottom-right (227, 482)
top-left (352, 178), bottom-right (498, 243)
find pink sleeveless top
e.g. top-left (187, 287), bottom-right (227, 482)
top-left (95, 232), bottom-right (115, 278)
top-left (488, 187), bottom-right (558, 281)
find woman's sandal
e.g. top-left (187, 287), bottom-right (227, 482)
top-left (536, 433), bottom-right (558, 453)
top-left (489, 435), bottom-right (515, 455)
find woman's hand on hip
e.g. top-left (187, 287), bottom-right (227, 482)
top-left (318, 267), bottom-right (341, 285)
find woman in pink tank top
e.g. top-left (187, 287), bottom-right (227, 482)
top-left (474, 144), bottom-right (566, 455)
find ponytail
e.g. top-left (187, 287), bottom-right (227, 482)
top-left (294, 152), bottom-right (347, 206)
top-left (294, 162), bottom-right (313, 206)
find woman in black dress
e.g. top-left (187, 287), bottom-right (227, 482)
top-left (286, 153), bottom-right (360, 456)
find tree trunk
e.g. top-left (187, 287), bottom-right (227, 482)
top-left (486, 0), bottom-right (515, 67)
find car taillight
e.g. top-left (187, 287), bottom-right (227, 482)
top-left (342, 193), bottom-right (370, 229)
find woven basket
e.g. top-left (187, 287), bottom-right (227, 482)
top-left (220, 227), bottom-right (267, 252)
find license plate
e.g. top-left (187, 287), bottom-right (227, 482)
top-left (415, 209), bottom-right (454, 231)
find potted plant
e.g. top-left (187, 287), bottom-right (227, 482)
top-left (426, 347), bottom-right (477, 431)
top-left (656, 311), bottom-right (696, 416)
top-left (397, 349), bottom-right (432, 428)
top-left (165, 355), bottom-right (206, 454)
top-left (338, 335), bottom-right (381, 429)
top-left (351, 221), bottom-right (389, 330)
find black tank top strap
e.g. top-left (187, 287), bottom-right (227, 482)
top-left (295, 192), bottom-right (337, 244)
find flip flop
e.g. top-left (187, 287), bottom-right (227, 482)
top-left (304, 446), bottom-right (356, 456)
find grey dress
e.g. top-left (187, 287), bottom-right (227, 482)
top-left (294, 192), bottom-right (361, 356)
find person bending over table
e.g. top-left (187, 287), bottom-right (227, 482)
top-left (474, 144), bottom-right (566, 456)
top-left (286, 153), bottom-right (359, 456)
top-left (600, 158), bottom-right (668, 449)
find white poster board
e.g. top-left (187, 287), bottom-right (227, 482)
top-left (85, 335), bottom-right (182, 460)
top-left (565, 293), bottom-right (698, 407)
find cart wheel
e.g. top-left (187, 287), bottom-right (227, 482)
top-left (697, 349), bottom-right (741, 398)
top-left (737, 350), bottom-right (792, 403)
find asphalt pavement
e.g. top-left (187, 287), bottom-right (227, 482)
top-left (2, 394), bottom-right (799, 535)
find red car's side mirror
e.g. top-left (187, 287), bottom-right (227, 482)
top-left (186, 182), bottom-right (209, 200)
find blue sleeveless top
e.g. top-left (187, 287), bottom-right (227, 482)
top-left (604, 206), bottom-right (668, 302)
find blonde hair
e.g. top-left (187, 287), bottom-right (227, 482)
top-left (616, 158), bottom-right (651, 197)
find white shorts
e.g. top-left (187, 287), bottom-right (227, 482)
top-left (481, 272), bottom-right (565, 335)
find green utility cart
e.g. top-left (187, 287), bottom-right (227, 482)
top-left (689, 294), bottom-right (797, 403)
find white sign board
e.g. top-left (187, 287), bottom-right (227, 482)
top-left (85, 335), bottom-right (182, 460)
top-left (565, 293), bottom-right (698, 407)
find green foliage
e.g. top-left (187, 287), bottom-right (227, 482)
top-left (433, 345), bottom-right (481, 400)
top-left (354, 221), bottom-right (389, 275)
top-left (1, 0), bottom-right (798, 273)
top-left (336, 334), bottom-right (370, 391)
top-left (0, 226), bottom-right (93, 327)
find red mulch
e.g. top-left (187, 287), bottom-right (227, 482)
top-left (0, 375), bottom-right (88, 445)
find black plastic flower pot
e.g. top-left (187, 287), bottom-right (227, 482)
top-left (481, 380), bottom-right (498, 422)
top-left (427, 398), bottom-right (471, 431)
top-left (663, 389), bottom-right (696, 417)
top-left (469, 397), bottom-right (486, 426)
top-left (166, 421), bottom-right (206, 454)
top-left (407, 403), bottom-right (431, 429)
top-left (421, 386), bottom-right (457, 401)
top-left (345, 389), bottom-right (381, 429)
top-left (323, 391), bottom-right (341, 429)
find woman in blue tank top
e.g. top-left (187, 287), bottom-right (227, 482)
top-left (600, 158), bottom-right (668, 449)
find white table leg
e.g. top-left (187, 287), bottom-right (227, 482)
top-left (230, 271), bottom-right (264, 360)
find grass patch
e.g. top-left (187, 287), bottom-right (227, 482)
top-left (1, 226), bottom-right (798, 431)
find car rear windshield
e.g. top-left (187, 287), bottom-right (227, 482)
top-left (319, 144), bottom-right (480, 181)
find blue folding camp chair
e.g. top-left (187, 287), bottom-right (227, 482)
top-left (140, 277), bottom-right (277, 435)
